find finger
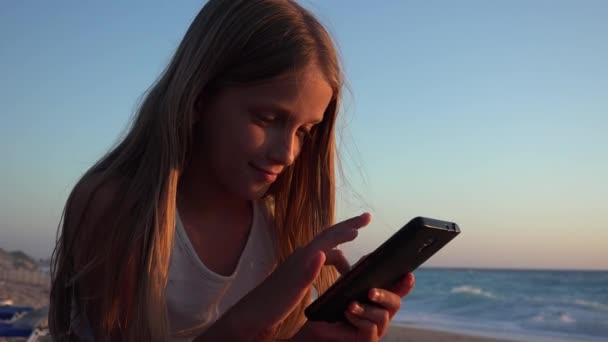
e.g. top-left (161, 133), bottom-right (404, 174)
top-left (368, 288), bottom-right (402, 318)
top-left (344, 310), bottom-right (379, 341)
top-left (347, 301), bottom-right (390, 337)
top-left (388, 272), bottom-right (415, 297)
top-left (324, 248), bottom-right (351, 274)
top-left (311, 213), bottom-right (371, 251)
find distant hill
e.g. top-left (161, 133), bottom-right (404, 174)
top-left (0, 248), bottom-right (38, 271)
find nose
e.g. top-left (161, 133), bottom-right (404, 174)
top-left (268, 129), bottom-right (298, 167)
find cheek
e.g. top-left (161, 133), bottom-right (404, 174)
top-left (240, 123), bottom-right (266, 151)
top-left (216, 122), bottom-right (266, 171)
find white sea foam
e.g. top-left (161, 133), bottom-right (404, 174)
top-left (573, 299), bottom-right (608, 311)
top-left (451, 285), bottom-right (496, 298)
top-left (530, 311), bottom-right (576, 325)
top-left (532, 313), bottom-right (545, 322)
top-left (559, 312), bottom-right (576, 324)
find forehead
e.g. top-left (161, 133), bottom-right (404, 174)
top-left (222, 65), bottom-right (334, 121)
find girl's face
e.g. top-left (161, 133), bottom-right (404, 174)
top-left (194, 63), bottom-right (333, 199)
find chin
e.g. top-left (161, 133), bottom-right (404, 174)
top-left (236, 182), bottom-right (271, 201)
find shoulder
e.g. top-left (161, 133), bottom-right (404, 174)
top-left (70, 173), bottom-right (130, 219)
top-left (71, 174), bottom-right (124, 212)
top-left (65, 173), bottom-right (131, 246)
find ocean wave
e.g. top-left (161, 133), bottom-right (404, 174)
top-left (450, 285), bottom-right (496, 298)
top-left (524, 296), bottom-right (608, 312)
top-left (573, 299), bottom-right (608, 311)
top-left (532, 312), bottom-right (577, 324)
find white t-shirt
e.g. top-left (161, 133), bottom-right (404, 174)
top-left (166, 200), bottom-right (278, 341)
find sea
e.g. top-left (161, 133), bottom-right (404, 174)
top-left (392, 268), bottom-right (608, 341)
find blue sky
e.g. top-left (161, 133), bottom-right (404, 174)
top-left (1, 1), bottom-right (606, 269)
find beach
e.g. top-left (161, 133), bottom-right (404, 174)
top-left (0, 280), bottom-right (49, 310)
top-left (385, 325), bottom-right (515, 342)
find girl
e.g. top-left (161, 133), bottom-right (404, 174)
top-left (49, 0), bottom-right (415, 341)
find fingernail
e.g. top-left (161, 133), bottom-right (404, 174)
top-left (370, 289), bottom-right (379, 301)
top-left (350, 302), bottom-right (364, 314)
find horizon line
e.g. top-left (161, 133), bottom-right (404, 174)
top-left (421, 266), bottom-right (608, 272)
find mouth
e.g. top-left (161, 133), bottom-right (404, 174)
top-left (250, 163), bottom-right (279, 182)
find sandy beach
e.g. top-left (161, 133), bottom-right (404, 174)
top-left (384, 325), bottom-right (516, 342)
top-left (0, 280), bottom-right (49, 310)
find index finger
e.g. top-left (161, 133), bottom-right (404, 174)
top-left (310, 213), bottom-right (372, 251)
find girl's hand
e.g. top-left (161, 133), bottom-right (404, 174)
top-left (290, 273), bottom-right (415, 342)
top-left (196, 213), bottom-right (372, 342)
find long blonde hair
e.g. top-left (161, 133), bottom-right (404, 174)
top-left (50, 0), bottom-right (343, 340)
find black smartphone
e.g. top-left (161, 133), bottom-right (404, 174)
top-left (305, 216), bottom-right (461, 322)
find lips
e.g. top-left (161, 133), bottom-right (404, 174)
top-left (250, 163), bottom-right (280, 176)
top-left (250, 163), bottom-right (280, 182)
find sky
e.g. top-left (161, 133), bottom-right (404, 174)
top-left (1, 1), bottom-right (606, 270)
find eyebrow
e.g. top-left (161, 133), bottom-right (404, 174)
top-left (254, 104), bottom-right (323, 125)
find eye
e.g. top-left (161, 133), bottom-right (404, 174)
top-left (253, 112), bottom-right (275, 125)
